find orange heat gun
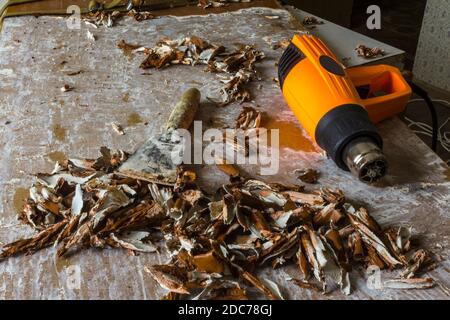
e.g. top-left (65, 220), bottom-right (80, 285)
top-left (278, 34), bottom-right (412, 182)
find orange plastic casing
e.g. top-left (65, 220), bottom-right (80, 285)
top-left (281, 34), bottom-right (412, 141)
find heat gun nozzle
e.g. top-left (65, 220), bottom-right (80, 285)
top-left (343, 138), bottom-right (388, 183)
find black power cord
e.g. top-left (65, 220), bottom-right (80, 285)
top-left (406, 80), bottom-right (439, 151)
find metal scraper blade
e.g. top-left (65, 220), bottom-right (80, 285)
top-left (118, 131), bottom-right (186, 185)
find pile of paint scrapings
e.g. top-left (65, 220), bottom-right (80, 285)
top-left (127, 9), bottom-right (155, 21)
top-left (82, 6), bottom-right (155, 28)
top-left (147, 180), bottom-right (437, 297)
top-left (83, 10), bottom-right (122, 28)
top-left (0, 147), bottom-right (437, 299)
top-left (0, 147), bottom-right (164, 258)
top-left (117, 36), bottom-right (264, 106)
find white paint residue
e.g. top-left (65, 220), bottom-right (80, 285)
top-left (0, 68), bottom-right (14, 76)
top-left (136, 256), bottom-right (148, 300)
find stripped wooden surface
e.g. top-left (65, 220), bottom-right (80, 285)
top-left (0, 7), bottom-right (449, 299)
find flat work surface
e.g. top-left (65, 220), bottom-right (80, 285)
top-left (0, 7), bottom-right (449, 299)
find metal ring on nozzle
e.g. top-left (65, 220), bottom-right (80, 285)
top-left (343, 137), bottom-right (388, 183)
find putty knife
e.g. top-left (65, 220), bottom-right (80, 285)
top-left (118, 88), bottom-right (201, 185)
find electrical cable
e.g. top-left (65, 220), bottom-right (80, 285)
top-left (404, 116), bottom-right (450, 153)
top-left (406, 81), bottom-right (439, 151)
top-left (407, 98), bottom-right (450, 107)
top-left (404, 96), bottom-right (450, 163)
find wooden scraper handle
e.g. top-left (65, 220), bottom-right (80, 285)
top-left (165, 88), bottom-right (201, 132)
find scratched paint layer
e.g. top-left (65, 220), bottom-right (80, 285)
top-left (0, 8), bottom-right (449, 299)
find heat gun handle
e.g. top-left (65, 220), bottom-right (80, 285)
top-left (346, 65), bottom-right (412, 123)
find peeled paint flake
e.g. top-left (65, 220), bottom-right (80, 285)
top-left (308, 228), bottom-right (328, 268)
top-left (235, 106), bottom-right (262, 129)
top-left (296, 241), bottom-right (309, 277)
top-left (145, 265), bottom-right (190, 294)
top-left (127, 9), bottom-right (155, 21)
top-left (347, 213), bottom-right (402, 267)
top-left (0, 219), bottom-right (69, 259)
top-left (295, 168), bottom-right (318, 184)
top-left (320, 234), bottom-right (350, 295)
top-left (91, 188), bottom-right (133, 229)
top-left (241, 271), bottom-right (279, 300)
top-left (262, 278), bottom-right (285, 300)
top-left (301, 232), bottom-right (323, 283)
top-left (82, 10), bottom-right (121, 28)
top-left (108, 231), bottom-right (157, 253)
top-left (283, 191), bottom-right (324, 206)
top-left (396, 226), bottom-right (412, 252)
top-left (273, 211), bottom-right (293, 228)
top-left (272, 38), bottom-right (290, 50)
top-left (291, 279), bottom-right (323, 293)
top-left (352, 207), bottom-right (381, 234)
top-left (192, 251), bottom-right (225, 273)
top-left (71, 184), bottom-right (83, 216)
top-left (400, 249), bottom-right (430, 279)
top-left (355, 44), bottom-right (385, 58)
top-left (38, 173), bottom-right (97, 189)
top-left (313, 203), bottom-right (343, 226)
top-left (111, 122), bottom-right (125, 135)
top-left (244, 180), bottom-right (287, 207)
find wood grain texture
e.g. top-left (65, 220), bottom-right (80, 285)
top-left (0, 7), bottom-right (449, 299)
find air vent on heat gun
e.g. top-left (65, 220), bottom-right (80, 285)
top-left (277, 42), bottom-right (305, 88)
